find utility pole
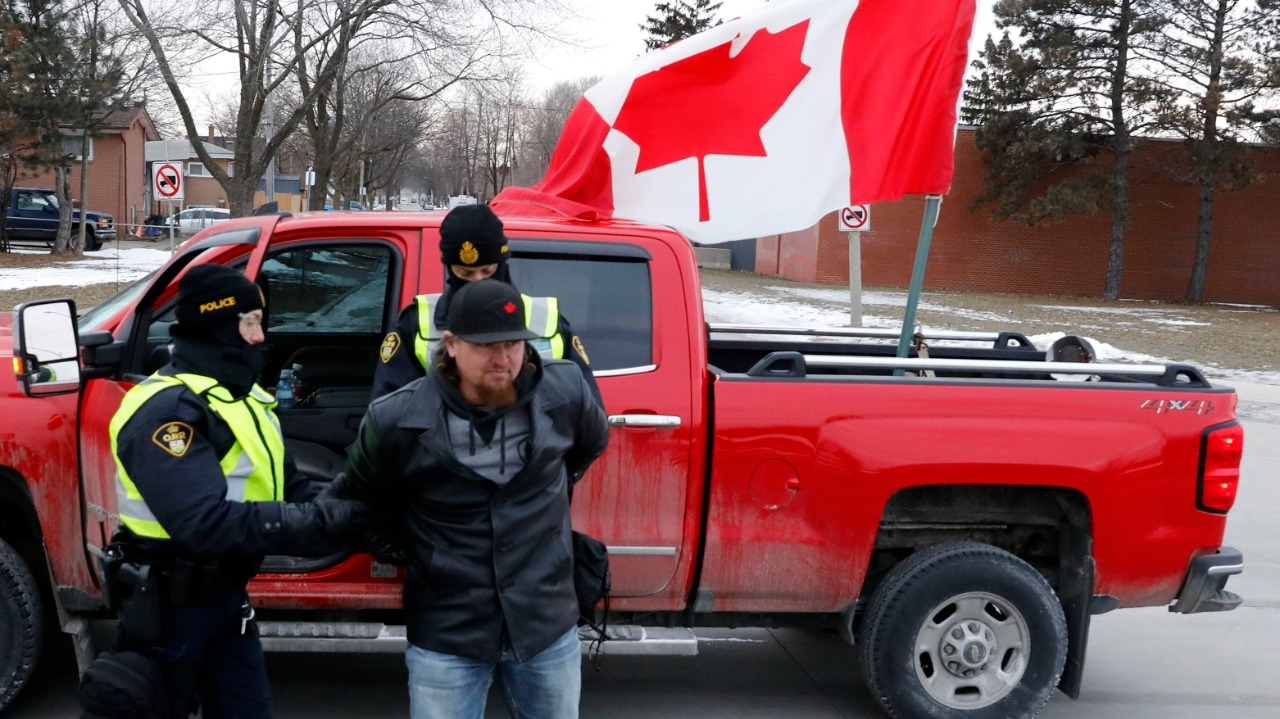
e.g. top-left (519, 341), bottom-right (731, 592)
top-left (356, 132), bottom-right (366, 209)
top-left (264, 62), bottom-right (276, 204)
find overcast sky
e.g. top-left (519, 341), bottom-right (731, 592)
top-left (526, 0), bottom-right (995, 96)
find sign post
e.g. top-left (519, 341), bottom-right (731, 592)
top-left (153, 162), bottom-right (183, 253)
top-left (838, 205), bottom-right (871, 327)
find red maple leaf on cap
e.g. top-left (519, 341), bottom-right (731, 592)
top-left (503, 301), bottom-right (517, 314)
top-left (612, 21), bottom-right (812, 222)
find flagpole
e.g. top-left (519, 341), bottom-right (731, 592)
top-left (894, 194), bottom-right (943, 374)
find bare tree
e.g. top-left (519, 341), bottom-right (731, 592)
top-left (117, 0), bottom-right (403, 216)
top-left (512, 75), bottom-right (596, 186)
top-left (117, 0), bottom-right (575, 217)
top-left (65, 0), bottom-right (158, 253)
top-left (297, 32), bottom-right (475, 210)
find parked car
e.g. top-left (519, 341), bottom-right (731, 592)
top-left (2, 187), bottom-right (114, 250)
top-left (168, 206), bottom-right (231, 234)
top-left (322, 201), bottom-right (365, 211)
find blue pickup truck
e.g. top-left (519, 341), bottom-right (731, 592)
top-left (3, 187), bottom-right (114, 250)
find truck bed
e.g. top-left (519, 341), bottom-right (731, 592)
top-left (706, 325), bottom-right (1210, 387)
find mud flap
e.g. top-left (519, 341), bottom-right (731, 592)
top-left (1056, 553), bottom-right (1095, 699)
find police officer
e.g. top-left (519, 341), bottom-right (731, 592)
top-left (107, 263), bottom-right (364, 718)
top-left (370, 203), bottom-right (597, 400)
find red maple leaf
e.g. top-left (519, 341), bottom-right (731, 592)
top-left (613, 21), bottom-right (812, 223)
top-left (502, 301), bottom-right (517, 314)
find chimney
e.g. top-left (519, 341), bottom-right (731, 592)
top-left (207, 125), bottom-right (215, 144)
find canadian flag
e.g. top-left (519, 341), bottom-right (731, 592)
top-left (492, 0), bottom-right (977, 244)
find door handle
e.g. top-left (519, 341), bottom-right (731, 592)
top-left (607, 414), bottom-right (682, 428)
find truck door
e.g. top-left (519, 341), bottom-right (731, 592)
top-left (12, 189), bottom-right (57, 242)
top-left (509, 237), bottom-right (703, 609)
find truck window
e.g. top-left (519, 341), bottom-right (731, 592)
top-left (508, 253), bottom-right (653, 372)
top-left (17, 191), bottom-right (52, 211)
top-left (260, 244), bottom-right (394, 334)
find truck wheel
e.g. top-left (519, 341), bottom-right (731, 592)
top-left (0, 538), bottom-right (43, 710)
top-left (85, 229), bottom-right (102, 251)
top-left (860, 542), bottom-right (1066, 719)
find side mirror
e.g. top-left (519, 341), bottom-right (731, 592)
top-left (13, 299), bottom-right (83, 396)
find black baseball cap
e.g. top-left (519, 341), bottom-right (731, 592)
top-left (446, 279), bottom-right (537, 344)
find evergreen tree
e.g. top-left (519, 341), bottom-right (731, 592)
top-left (1147, 0), bottom-right (1280, 303)
top-left (640, 0), bottom-right (723, 52)
top-left (0, 0), bottom-right (80, 253)
top-left (964, 0), bottom-right (1171, 300)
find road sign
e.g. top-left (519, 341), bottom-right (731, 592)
top-left (153, 163), bottom-right (183, 201)
top-left (838, 204), bottom-right (870, 232)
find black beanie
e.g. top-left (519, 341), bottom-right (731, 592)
top-left (171, 264), bottom-right (264, 344)
top-left (439, 204), bottom-right (509, 268)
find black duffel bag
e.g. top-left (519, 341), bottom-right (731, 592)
top-left (572, 530), bottom-right (610, 628)
top-left (79, 649), bottom-right (171, 719)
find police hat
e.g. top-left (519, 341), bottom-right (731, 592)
top-left (439, 204), bottom-right (509, 268)
top-left (446, 280), bottom-right (537, 344)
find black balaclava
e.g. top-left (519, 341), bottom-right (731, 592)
top-left (168, 264), bottom-right (268, 397)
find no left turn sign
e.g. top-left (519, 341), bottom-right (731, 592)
top-left (153, 163), bottom-right (184, 201)
top-left (838, 204), bottom-right (870, 232)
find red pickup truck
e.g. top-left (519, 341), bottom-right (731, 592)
top-left (1, 211), bottom-right (1245, 719)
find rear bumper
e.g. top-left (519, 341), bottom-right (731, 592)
top-left (1169, 545), bottom-right (1244, 614)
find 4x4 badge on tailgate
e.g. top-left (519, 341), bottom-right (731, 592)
top-left (1140, 399), bottom-right (1215, 415)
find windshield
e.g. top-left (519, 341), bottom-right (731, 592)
top-left (78, 272), bottom-right (152, 331)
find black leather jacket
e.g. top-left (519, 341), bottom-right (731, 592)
top-left (337, 356), bottom-right (609, 662)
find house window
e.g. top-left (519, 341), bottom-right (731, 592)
top-left (187, 162), bottom-right (232, 178)
top-left (61, 132), bottom-right (93, 161)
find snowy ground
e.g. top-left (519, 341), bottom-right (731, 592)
top-left (12, 246), bottom-right (1277, 392)
top-left (702, 282), bottom-right (1280, 388)
top-left (0, 246), bottom-right (169, 290)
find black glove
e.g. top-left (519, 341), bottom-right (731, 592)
top-left (362, 528), bottom-right (409, 566)
top-left (278, 499), bottom-right (369, 556)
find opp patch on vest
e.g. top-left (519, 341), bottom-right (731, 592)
top-left (152, 421), bottom-right (195, 457)
top-left (380, 332), bottom-right (402, 363)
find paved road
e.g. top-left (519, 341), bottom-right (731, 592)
top-left (8, 393), bottom-right (1278, 719)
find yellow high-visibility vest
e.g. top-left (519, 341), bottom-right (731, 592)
top-left (110, 373), bottom-right (284, 539)
top-left (413, 292), bottom-right (563, 367)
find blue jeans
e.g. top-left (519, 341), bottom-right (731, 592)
top-left (406, 627), bottom-right (581, 719)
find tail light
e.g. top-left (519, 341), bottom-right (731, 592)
top-left (1198, 422), bottom-right (1244, 513)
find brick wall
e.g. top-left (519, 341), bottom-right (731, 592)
top-left (15, 122), bottom-right (153, 231)
top-left (758, 129), bottom-right (1280, 306)
top-left (17, 133), bottom-right (130, 225)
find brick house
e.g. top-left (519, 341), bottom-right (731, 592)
top-left (13, 106), bottom-right (161, 231)
top-left (756, 128), bottom-right (1280, 306)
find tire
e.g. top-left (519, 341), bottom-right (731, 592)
top-left (0, 537), bottom-right (43, 711)
top-left (85, 229), bottom-right (102, 251)
top-left (860, 542), bottom-right (1067, 719)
